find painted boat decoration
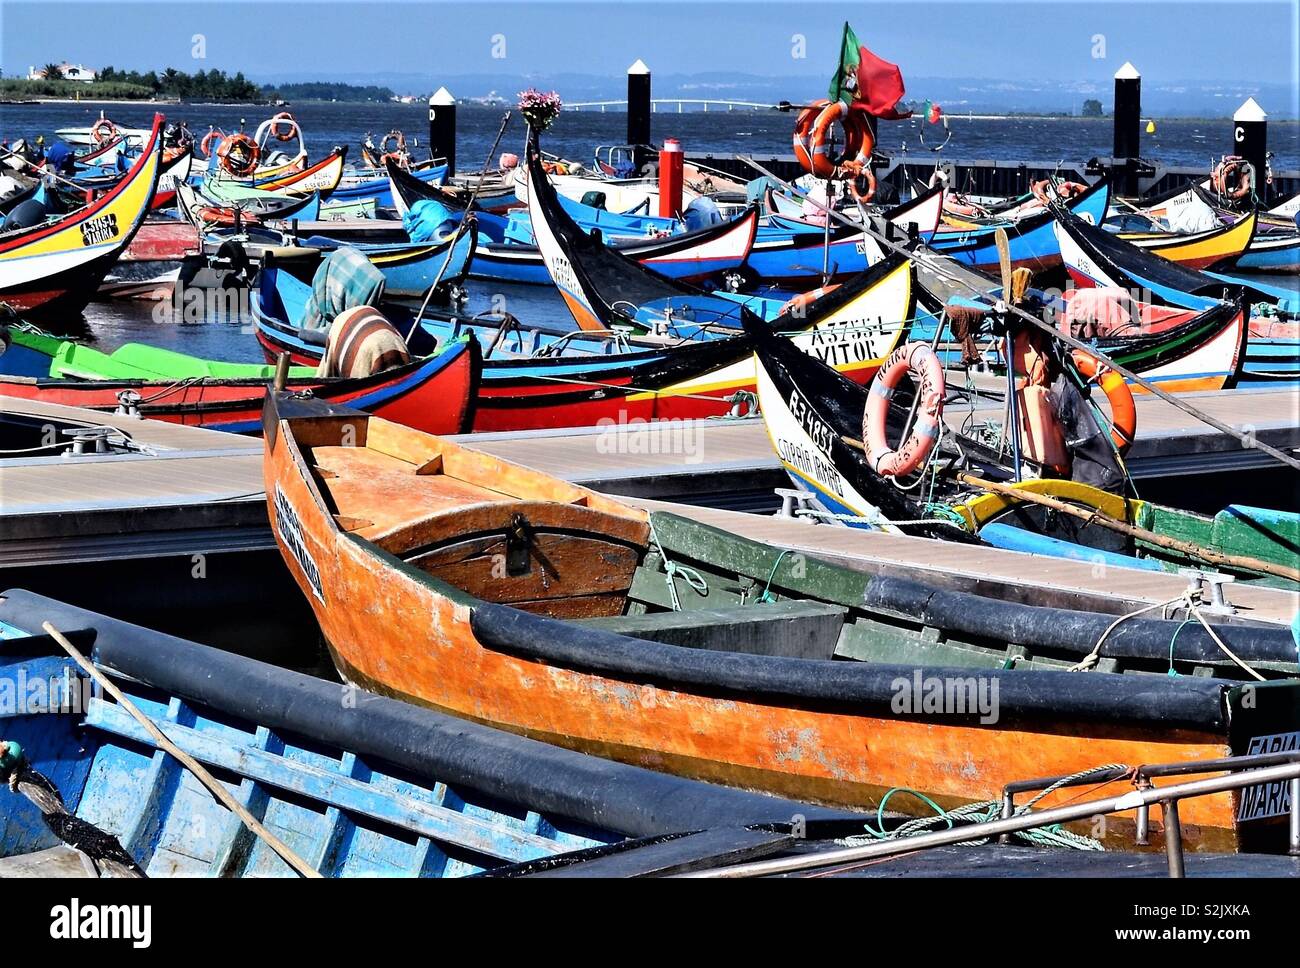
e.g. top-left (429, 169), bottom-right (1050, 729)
top-left (0, 591), bottom-right (837, 876)
top-left (261, 390), bottom-right (1300, 854)
top-left (1116, 210), bottom-right (1257, 271)
top-left (252, 249), bottom-right (921, 431)
top-left (0, 329), bottom-right (480, 436)
top-left (0, 114), bottom-right (163, 320)
top-left (928, 178), bottom-right (1110, 273)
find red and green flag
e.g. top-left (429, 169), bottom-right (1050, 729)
top-left (828, 22), bottom-right (912, 120)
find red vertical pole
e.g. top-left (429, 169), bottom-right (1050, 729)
top-left (658, 138), bottom-right (683, 219)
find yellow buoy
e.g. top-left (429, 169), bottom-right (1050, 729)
top-left (1145, 120), bottom-right (1157, 134)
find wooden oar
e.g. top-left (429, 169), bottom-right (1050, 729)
top-left (993, 228), bottom-right (1023, 481)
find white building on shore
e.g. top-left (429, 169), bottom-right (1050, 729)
top-left (28, 63), bottom-right (98, 82)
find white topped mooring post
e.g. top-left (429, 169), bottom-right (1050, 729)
top-left (627, 59), bottom-right (652, 173)
top-left (1112, 62), bottom-right (1141, 196)
top-left (1232, 98), bottom-right (1268, 203)
top-left (428, 86), bottom-right (457, 175)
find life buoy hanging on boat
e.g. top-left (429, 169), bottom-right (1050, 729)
top-left (217, 133), bottom-right (260, 177)
top-left (1071, 349), bottom-right (1136, 455)
top-left (200, 128), bottom-right (225, 159)
top-left (381, 130), bottom-right (406, 154)
top-left (91, 119), bottom-right (117, 145)
top-left (1211, 156), bottom-right (1252, 201)
top-left (795, 100), bottom-right (871, 180)
top-left (862, 342), bottom-right (946, 477)
top-left (270, 112), bottom-right (297, 142)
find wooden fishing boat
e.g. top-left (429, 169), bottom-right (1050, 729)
top-left (1055, 206), bottom-right (1285, 385)
top-left (0, 329), bottom-right (479, 435)
top-left (1117, 210), bottom-right (1257, 271)
top-left (928, 179), bottom-right (1110, 274)
top-left (262, 390), bottom-right (1300, 854)
top-left (252, 248), bottom-right (921, 430)
top-left (745, 304), bottom-right (1297, 585)
top-left (0, 591), bottom-right (837, 876)
top-left (525, 137), bottom-right (767, 335)
top-left (0, 115), bottom-right (163, 321)
top-left (1235, 229), bottom-right (1300, 274)
top-left (285, 230), bottom-right (479, 298)
top-left (176, 181), bottom-right (323, 227)
top-left (208, 147), bottom-right (347, 198)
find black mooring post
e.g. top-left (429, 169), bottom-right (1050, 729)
top-left (627, 59), bottom-right (652, 174)
top-left (428, 86), bottom-right (457, 175)
top-left (1232, 98), bottom-right (1269, 205)
top-left (1112, 62), bottom-right (1141, 196)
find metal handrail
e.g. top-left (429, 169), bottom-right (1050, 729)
top-left (680, 754), bottom-right (1300, 879)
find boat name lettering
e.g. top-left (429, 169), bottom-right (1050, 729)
top-left (274, 486), bottom-right (324, 602)
top-left (775, 436), bottom-right (845, 498)
top-left (79, 213), bottom-right (119, 247)
top-left (787, 388), bottom-right (836, 453)
top-left (1237, 730), bottom-right (1298, 822)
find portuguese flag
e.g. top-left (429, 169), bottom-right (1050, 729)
top-left (829, 22), bottom-right (912, 120)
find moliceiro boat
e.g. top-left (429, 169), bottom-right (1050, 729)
top-left (262, 391), bottom-right (1300, 853)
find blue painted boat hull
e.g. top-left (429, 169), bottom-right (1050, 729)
top-left (330, 163), bottom-right (448, 208)
top-left (0, 592), bottom-right (841, 876)
top-left (931, 180), bottom-right (1111, 271)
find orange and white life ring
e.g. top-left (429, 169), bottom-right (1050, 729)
top-left (779, 284), bottom-right (839, 317)
top-left (199, 129), bottom-right (225, 159)
top-left (863, 342), bottom-right (946, 477)
top-left (381, 130), bottom-right (406, 154)
top-left (217, 133), bottom-right (260, 177)
top-left (270, 112), bottom-right (297, 142)
top-left (1072, 349), bottom-right (1136, 455)
top-left (795, 100), bottom-right (871, 179)
top-left (91, 119), bottom-right (117, 145)
top-left (1055, 181), bottom-right (1087, 200)
top-left (1211, 156), bottom-right (1252, 201)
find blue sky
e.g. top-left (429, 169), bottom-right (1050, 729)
top-left (3, 0), bottom-right (1296, 86)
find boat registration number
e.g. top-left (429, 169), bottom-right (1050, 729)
top-left (274, 485), bottom-right (325, 602)
top-left (1236, 730), bottom-right (1298, 821)
top-left (80, 213), bottom-right (120, 246)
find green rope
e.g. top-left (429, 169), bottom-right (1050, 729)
top-left (844, 764), bottom-right (1127, 853)
top-left (1167, 618), bottom-right (1194, 676)
top-left (648, 522), bottom-right (708, 612)
top-left (756, 550), bottom-right (794, 604)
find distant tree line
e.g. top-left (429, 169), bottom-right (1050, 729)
top-left (98, 66), bottom-right (262, 100)
top-left (260, 82), bottom-right (397, 102)
top-left (1, 66), bottom-right (396, 103)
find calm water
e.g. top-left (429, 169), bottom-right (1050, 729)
top-left (6, 100), bottom-right (1296, 359)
